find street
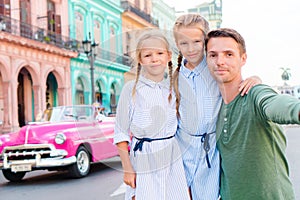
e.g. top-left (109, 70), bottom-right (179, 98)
top-left (0, 157), bottom-right (125, 200)
top-left (0, 125), bottom-right (299, 199)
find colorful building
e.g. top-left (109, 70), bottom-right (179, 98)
top-left (152, 0), bottom-right (177, 63)
top-left (121, 0), bottom-right (158, 82)
top-left (187, 0), bottom-right (222, 29)
top-left (0, 0), bottom-right (182, 133)
top-left (0, 0), bottom-right (78, 133)
top-left (68, 0), bottom-right (130, 114)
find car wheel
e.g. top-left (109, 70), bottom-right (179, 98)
top-left (2, 169), bottom-right (26, 182)
top-left (68, 146), bottom-right (91, 178)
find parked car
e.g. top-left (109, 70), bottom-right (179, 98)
top-left (0, 105), bottom-right (119, 182)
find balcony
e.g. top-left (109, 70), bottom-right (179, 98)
top-left (0, 14), bottom-right (132, 66)
top-left (78, 46), bottom-right (133, 67)
top-left (121, 1), bottom-right (159, 26)
top-left (0, 14), bottom-right (79, 51)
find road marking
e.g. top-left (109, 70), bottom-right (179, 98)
top-left (110, 183), bottom-right (127, 197)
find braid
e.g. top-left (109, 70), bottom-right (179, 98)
top-left (132, 63), bottom-right (142, 99)
top-left (173, 52), bottom-right (183, 118)
top-left (168, 61), bottom-right (173, 103)
top-left (177, 52), bottom-right (183, 69)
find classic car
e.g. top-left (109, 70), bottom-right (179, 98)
top-left (0, 105), bottom-right (119, 182)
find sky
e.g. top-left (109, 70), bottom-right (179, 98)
top-left (163, 0), bottom-right (300, 86)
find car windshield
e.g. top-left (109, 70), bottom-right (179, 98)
top-left (50, 106), bottom-right (95, 123)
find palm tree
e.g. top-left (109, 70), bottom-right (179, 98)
top-left (280, 67), bottom-right (291, 85)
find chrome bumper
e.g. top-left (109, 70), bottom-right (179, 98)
top-left (0, 144), bottom-right (77, 170)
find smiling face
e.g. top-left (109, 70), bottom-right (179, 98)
top-left (206, 37), bottom-right (247, 84)
top-left (175, 27), bottom-right (205, 70)
top-left (138, 37), bottom-right (172, 82)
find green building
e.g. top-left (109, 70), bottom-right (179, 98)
top-left (69, 0), bottom-right (131, 114)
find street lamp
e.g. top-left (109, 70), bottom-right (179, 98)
top-left (82, 32), bottom-right (98, 104)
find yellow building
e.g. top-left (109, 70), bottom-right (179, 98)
top-left (120, 0), bottom-right (158, 82)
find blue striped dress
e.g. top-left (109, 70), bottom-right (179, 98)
top-left (176, 58), bottom-right (222, 200)
top-left (114, 75), bottom-right (190, 200)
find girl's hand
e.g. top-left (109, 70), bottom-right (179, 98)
top-left (116, 141), bottom-right (136, 188)
top-left (239, 76), bottom-right (262, 96)
top-left (124, 169), bottom-right (136, 188)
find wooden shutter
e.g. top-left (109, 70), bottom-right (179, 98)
top-left (55, 14), bottom-right (61, 34)
top-left (0, 0), bottom-right (11, 16)
top-left (47, 10), bottom-right (55, 32)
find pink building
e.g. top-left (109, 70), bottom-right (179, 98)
top-left (0, 0), bottom-right (78, 133)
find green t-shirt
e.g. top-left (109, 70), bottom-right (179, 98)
top-left (216, 84), bottom-right (300, 200)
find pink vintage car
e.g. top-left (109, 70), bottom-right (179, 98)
top-left (0, 105), bottom-right (119, 182)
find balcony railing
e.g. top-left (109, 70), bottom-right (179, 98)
top-left (0, 14), bottom-right (79, 51)
top-left (121, 1), bottom-right (159, 26)
top-left (79, 47), bottom-right (133, 67)
top-left (0, 14), bottom-right (133, 66)
top-left (95, 47), bottom-right (133, 66)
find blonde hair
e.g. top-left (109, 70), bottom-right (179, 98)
top-left (173, 13), bottom-right (209, 42)
top-left (132, 29), bottom-right (174, 103)
top-left (173, 14), bottom-right (209, 117)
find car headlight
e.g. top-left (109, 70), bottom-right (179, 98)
top-left (55, 132), bottom-right (66, 144)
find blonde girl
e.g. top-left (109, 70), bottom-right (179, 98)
top-left (114, 29), bottom-right (189, 200)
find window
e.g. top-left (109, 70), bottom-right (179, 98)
top-left (0, 0), bottom-right (10, 16)
top-left (110, 26), bottom-right (116, 53)
top-left (47, 0), bottom-right (61, 35)
top-left (47, 0), bottom-right (55, 32)
top-left (94, 20), bottom-right (101, 44)
top-left (134, 0), bottom-right (140, 8)
top-left (95, 81), bottom-right (103, 104)
top-left (20, 0), bottom-right (31, 38)
top-left (110, 83), bottom-right (117, 113)
top-left (75, 11), bottom-right (84, 41)
top-left (75, 78), bottom-right (85, 105)
top-left (79, 94), bottom-right (84, 105)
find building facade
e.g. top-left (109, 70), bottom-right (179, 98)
top-left (152, 0), bottom-right (176, 32)
top-left (121, 0), bottom-right (159, 82)
top-left (187, 0), bottom-right (222, 30)
top-left (152, 0), bottom-right (177, 63)
top-left (68, 0), bottom-right (130, 114)
top-left (0, 0), bottom-right (215, 133)
top-left (0, 0), bottom-right (78, 133)
top-left (275, 84), bottom-right (300, 100)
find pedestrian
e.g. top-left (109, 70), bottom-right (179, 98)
top-left (42, 103), bottom-right (52, 121)
top-left (93, 103), bottom-right (106, 122)
top-left (114, 29), bottom-right (190, 200)
top-left (205, 27), bottom-right (300, 200)
top-left (95, 106), bottom-right (105, 121)
top-left (172, 13), bottom-right (261, 199)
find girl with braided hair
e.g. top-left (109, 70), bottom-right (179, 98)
top-left (172, 14), bottom-right (261, 199)
top-left (114, 29), bottom-right (190, 200)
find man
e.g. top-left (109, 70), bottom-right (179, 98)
top-left (205, 28), bottom-right (300, 200)
top-left (172, 14), bottom-right (260, 199)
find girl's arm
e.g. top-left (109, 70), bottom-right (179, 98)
top-left (117, 141), bottom-right (136, 188)
top-left (239, 75), bottom-right (262, 96)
